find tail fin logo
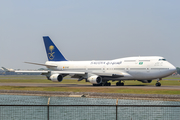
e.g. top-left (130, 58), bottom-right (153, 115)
top-left (48, 45), bottom-right (55, 60)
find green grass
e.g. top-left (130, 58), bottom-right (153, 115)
top-left (0, 86), bottom-right (180, 95)
top-left (0, 75), bottom-right (180, 95)
top-left (0, 75), bottom-right (180, 86)
top-left (0, 75), bottom-right (100, 84)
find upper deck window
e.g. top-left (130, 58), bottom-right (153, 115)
top-left (159, 59), bottom-right (166, 61)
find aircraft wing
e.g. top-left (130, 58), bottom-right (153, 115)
top-left (2, 67), bottom-right (49, 73)
top-left (2, 67), bottom-right (85, 75)
top-left (25, 62), bottom-right (57, 67)
top-left (2, 67), bottom-right (15, 72)
top-left (2, 62), bottom-right (57, 74)
top-left (15, 71), bottom-right (49, 73)
top-left (67, 71), bottom-right (130, 79)
top-left (22, 62), bottom-right (128, 78)
top-left (91, 72), bottom-right (131, 78)
top-left (93, 73), bottom-right (124, 78)
top-left (50, 71), bottom-right (128, 78)
top-left (2, 66), bottom-right (129, 79)
top-left (52, 71), bottom-right (85, 74)
top-left (50, 71), bottom-right (86, 77)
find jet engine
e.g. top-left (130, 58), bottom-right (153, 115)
top-left (49, 74), bottom-right (63, 82)
top-left (87, 76), bottom-right (102, 84)
top-left (138, 80), bottom-right (152, 83)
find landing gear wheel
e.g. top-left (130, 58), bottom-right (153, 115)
top-left (155, 82), bottom-right (161, 87)
top-left (155, 78), bottom-right (162, 87)
top-left (93, 83), bottom-right (102, 86)
top-left (116, 82), bottom-right (119, 86)
top-left (103, 82), bottom-right (111, 86)
top-left (116, 82), bottom-right (124, 86)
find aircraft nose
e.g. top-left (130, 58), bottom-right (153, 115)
top-left (169, 64), bottom-right (176, 73)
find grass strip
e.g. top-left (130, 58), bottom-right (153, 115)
top-left (0, 79), bottom-right (180, 86)
top-left (0, 86), bottom-right (180, 95)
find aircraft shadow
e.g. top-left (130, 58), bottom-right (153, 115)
top-left (125, 85), bottom-right (147, 86)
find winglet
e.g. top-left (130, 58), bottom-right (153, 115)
top-left (2, 67), bottom-right (14, 72)
top-left (43, 36), bottom-right (67, 61)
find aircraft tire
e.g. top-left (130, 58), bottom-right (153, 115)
top-left (155, 82), bottom-right (161, 87)
top-left (116, 82), bottom-right (124, 86)
top-left (93, 83), bottom-right (102, 86)
top-left (103, 82), bottom-right (111, 86)
top-left (105, 82), bottom-right (109, 86)
top-left (116, 82), bottom-right (120, 86)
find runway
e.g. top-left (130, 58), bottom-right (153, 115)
top-left (0, 83), bottom-right (180, 89)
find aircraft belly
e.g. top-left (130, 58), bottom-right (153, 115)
top-left (129, 70), bottom-right (173, 80)
top-left (128, 70), bottom-right (156, 80)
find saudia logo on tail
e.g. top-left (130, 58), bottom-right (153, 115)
top-left (48, 45), bottom-right (55, 60)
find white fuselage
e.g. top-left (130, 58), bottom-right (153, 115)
top-left (45, 56), bottom-right (176, 81)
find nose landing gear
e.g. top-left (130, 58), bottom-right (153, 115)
top-left (155, 78), bottom-right (162, 87)
top-left (155, 82), bottom-right (161, 86)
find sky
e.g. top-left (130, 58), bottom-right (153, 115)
top-left (0, 0), bottom-right (180, 69)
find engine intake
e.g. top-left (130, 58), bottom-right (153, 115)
top-left (87, 76), bottom-right (102, 84)
top-left (50, 74), bottom-right (63, 82)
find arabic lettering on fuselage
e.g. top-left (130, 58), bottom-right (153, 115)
top-left (90, 61), bottom-right (122, 65)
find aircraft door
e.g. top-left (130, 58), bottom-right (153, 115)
top-left (126, 66), bottom-right (129, 72)
top-left (147, 65), bottom-right (150, 72)
top-left (147, 68), bottom-right (150, 72)
top-left (103, 66), bottom-right (106, 73)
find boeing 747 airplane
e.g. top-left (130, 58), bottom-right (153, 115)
top-left (3, 36), bottom-right (176, 86)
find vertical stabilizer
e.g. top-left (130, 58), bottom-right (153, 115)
top-left (43, 36), bottom-right (67, 61)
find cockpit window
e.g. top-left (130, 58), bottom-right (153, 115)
top-left (159, 59), bottom-right (166, 61)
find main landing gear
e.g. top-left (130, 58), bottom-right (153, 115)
top-left (116, 81), bottom-right (124, 86)
top-left (155, 78), bottom-right (162, 87)
top-left (103, 82), bottom-right (111, 86)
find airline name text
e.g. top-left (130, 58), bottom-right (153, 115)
top-left (90, 61), bottom-right (122, 65)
